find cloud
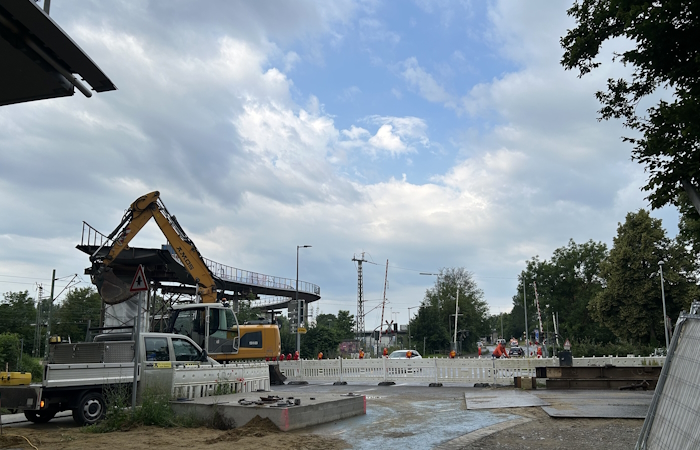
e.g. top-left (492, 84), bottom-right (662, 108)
top-left (338, 86), bottom-right (361, 102)
top-left (400, 57), bottom-right (452, 104)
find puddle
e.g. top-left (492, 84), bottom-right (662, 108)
top-left (305, 398), bottom-right (517, 449)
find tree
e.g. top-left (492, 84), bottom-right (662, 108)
top-left (411, 268), bottom-right (489, 354)
top-left (53, 287), bottom-right (102, 343)
top-left (0, 291), bottom-right (37, 354)
top-left (512, 240), bottom-right (613, 343)
top-left (590, 210), bottom-right (697, 344)
top-left (561, 0), bottom-right (700, 210)
top-left (334, 310), bottom-right (355, 340)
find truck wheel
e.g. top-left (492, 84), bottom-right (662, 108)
top-left (72, 391), bottom-right (106, 426)
top-left (24, 409), bottom-right (57, 423)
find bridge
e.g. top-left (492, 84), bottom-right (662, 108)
top-left (77, 222), bottom-right (320, 311)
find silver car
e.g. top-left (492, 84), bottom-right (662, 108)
top-left (388, 350), bottom-right (422, 359)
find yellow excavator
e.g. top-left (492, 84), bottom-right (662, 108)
top-left (89, 191), bottom-right (281, 362)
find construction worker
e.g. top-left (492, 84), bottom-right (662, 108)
top-left (491, 342), bottom-right (510, 359)
top-left (359, 349), bottom-right (365, 359)
top-left (318, 351), bottom-right (323, 360)
top-left (478, 346), bottom-right (482, 358)
top-left (406, 350), bottom-right (412, 358)
top-left (537, 346), bottom-right (543, 358)
top-left (449, 350), bottom-right (456, 359)
top-left (286, 353), bottom-right (292, 361)
top-left (294, 350), bottom-right (300, 360)
top-left (383, 347), bottom-right (388, 358)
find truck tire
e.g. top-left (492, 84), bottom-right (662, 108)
top-left (72, 391), bottom-right (106, 426)
top-left (24, 409), bottom-right (57, 423)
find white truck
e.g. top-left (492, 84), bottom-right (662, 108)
top-left (0, 332), bottom-right (217, 425)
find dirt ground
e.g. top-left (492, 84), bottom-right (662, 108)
top-left (0, 409), bottom-right (642, 450)
top-left (466, 407), bottom-right (643, 450)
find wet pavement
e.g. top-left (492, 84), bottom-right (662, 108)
top-left (275, 383), bottom-right (519, 449)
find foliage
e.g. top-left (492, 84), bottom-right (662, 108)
top-left (0, 291), bottom-right (38, 355)
top-left (561, 0), bottom-right (700, 210)
top-left (88, 386), bottom-right (200, 432)
top-left (411, 268), bottom-right (489, 354)
top-left (300, 323), bottom-right (341, 359)
top-left (590, 210), bottom-right (698, 344)
top-left (53, 287), bottom-right (102, 343)
top-left (278, 315), bottom-right (296, 355)
top-left (0, 332), bottom-right (21, 371)
top-left (19, 354), bottom-right (43, 381)
top-left (568, 338), bottom-right (656, 358)
top-left (511, 239), bottom-right (614, 343)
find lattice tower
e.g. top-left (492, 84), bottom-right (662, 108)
top-left (352, 252), bottom-right (367, 344)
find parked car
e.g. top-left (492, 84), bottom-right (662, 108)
top-left (388, 350), bottom-right (422, 359)
top-left (509, 346), bottom-right (524, 357)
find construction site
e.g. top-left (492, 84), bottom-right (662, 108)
top-left (3, 1), bottom-right (700, 449)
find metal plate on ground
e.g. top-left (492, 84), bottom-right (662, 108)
top-left (465, 389), bottom-right (550, 409)
top-left (534, 390), bottom-right (652, 419)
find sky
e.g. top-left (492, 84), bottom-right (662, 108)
top-left (0, 0), bottom-right (680, 332)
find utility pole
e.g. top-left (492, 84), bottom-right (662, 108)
top-left (296, 245), bottom-right (312, 356)
top-left (43, 270), bottom-right (56, 359)
top-left (33, 284), bottom-right (43, 358)
top-left (378, 260), bottom-right (389, 356)
top-left (352, 253), bottom-right (367, 349)
top-left (523, 281), bottom-right (529, 358)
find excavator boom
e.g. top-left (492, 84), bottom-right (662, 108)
top-left (91, 191), bottom-right (216, 304)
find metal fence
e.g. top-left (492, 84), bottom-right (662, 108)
top-left (637, 302), bottom-right (700, 450)
top-left (277, 355), bottom-right (664, 385)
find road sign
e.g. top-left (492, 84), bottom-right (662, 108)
top-left (297, 327), bottom-right (307, 334)
top-left (129, 265), bottom-right (148, 292)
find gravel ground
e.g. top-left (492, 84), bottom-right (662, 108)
top-left (466, 407), bottom-right (643, 450)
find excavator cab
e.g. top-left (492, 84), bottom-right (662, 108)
top-left (169, 303), bottom-right (240, 357)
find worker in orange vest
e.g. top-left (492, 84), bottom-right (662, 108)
top-left (286, 353), bottom-right (292, 361)
top-left (478, 346), bottom-right (482, 357)
top-left (449, 350), bottom-right (456, 359)
top-left (406, 350), bottom-right (412, 358)
top-left (383, 347), bottom-right (388, 358)
top-left (318, 351), bottom-right (323, 360)
top-left (537, 346), bottom-right (543, 358)
top-left (294, 350), bottom-right (300, 360)
top-left (359, 349), bottom-right (365, 359)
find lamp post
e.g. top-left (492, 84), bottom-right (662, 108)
top-left (296, 245), bottom-right (311, 355)
top-left (658, 261), bottom-right (670, 350)
top-left (523, 281), bottom-right (529, 358)
top-left (408, 306), bottom-right (419, 350)
top-left (419, 272), bottom-right (440, 306)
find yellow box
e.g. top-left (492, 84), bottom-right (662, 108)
top-left (0, 371), bottom-right (32, 386)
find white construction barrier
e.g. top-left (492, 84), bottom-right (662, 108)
top-left (278, 355), bottom-right (663, 385)
top-left (171, 362), bottom-right (269, 400)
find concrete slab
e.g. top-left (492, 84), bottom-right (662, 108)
top-left (533, 390), bottom-right (652, 419)
top-left (171, 391), bottom-right (365, 431)
top-left (464, 389), bottom-right (550, 410)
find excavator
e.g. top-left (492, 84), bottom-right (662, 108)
top-left (89, 191), bottom-right (281, 363)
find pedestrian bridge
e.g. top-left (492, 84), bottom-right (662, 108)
top-left (77, 222), bottom-right (320, 310)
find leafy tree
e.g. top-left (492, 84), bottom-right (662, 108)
top-left (0, 291), bottom-right (37, 354)
top-left (411, 268), bottom-right (488, 354)
top-left (512, 240), bottom-right (613, 344)
top-left (53, 287), bottom-right (102, 343)
top-left (300, 323), bottom-right (340, 359)
top-left (590, 210), bottom-right (697, 344)
top-left (0, 332), bottom-right (21, 371)
top-left (561, 0), bottom-right (700, 210)
top-left (334, 310), bottom-right (355, 340)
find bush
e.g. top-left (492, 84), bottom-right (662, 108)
top-left (567, 338), bottom-right (655, 358)
top-left (87, 385), bottom-right (202, 433)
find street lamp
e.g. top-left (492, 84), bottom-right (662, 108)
top-left (523, 281), bottom-right (529, 358)
top-left (296, 245), bottom-right (312, 355)
top-left (419, 272), bottom-right (440, 307)
top-left (658, 261), bottom-right (670, 350)
top-left (408, 306), bottom-right (420, 350)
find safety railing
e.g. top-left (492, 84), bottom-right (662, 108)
top-left (277, 355), bottom-right (665, 385)
top-left (80, 221), bottom-right (111, 247)
top-left (203, 257), bottom-right (320, 297)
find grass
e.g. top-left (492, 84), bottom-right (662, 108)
top-left (86, 385), bottom-right (203, 433)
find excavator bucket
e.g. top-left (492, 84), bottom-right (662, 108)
top-left (93, 267), bottom-right (136, 305)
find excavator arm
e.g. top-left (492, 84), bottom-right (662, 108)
top-left (91, 191), bottom-right (217, 304)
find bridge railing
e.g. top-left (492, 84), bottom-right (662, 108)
top-left (204, 257), bottom-right (320, 297)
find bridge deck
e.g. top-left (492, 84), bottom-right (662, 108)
top-left (76, 245), bottom-right (320, 309)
